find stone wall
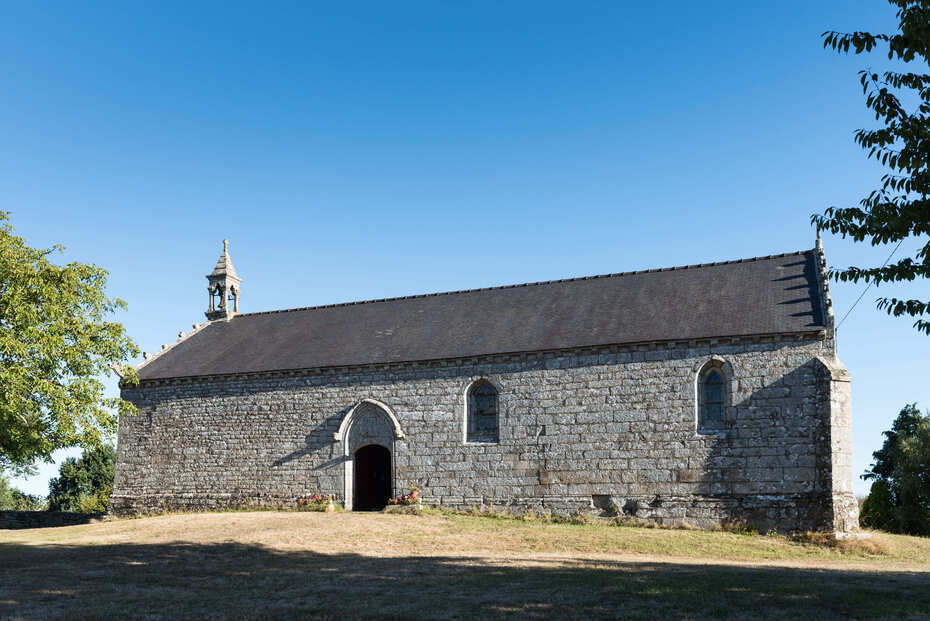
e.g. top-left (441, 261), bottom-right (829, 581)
top-left (112, 335), bottom-right (858, 533)
top-left (0, 511), bottom-right (104, 530)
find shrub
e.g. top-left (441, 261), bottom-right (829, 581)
top-left (77, 485), bottom-right (112, 513)
top-left (720, 518), bottom-right (758, 536)
top-left (860, 480), bottom-right (896, 532)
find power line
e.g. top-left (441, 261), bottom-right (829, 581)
top-left (836, 239), bottom-right (905, 330)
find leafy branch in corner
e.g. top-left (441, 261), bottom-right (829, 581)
top-left (813, 1), bottom-right (930, 334)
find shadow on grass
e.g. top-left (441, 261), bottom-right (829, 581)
top-left (0, 541), bottom-right (928, 619)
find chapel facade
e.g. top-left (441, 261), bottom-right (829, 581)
top-left (111, 239), bottom-right (859, 533)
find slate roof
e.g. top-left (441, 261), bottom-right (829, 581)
top-left (136, 249), bottom-right (828, 381)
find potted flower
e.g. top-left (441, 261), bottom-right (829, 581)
top-left (296, 494), bottom-right (336, 512)
top-left (387, 486), bottom-right (422, 508)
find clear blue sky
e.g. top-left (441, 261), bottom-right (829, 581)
top-left (3, 1), bottom-right (927, 496)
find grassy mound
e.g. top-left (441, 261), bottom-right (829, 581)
top-left (1, 511), bottom-right (927, 619)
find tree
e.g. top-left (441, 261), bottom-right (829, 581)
top-left (812, 1), bottom-right (930, 334)
top-left (0, 473), bottom-right (47, 511)
top-left (47, 444), bottom-right (116, 513)
top-left (860, 404), bottom-right (930, 535)
top-left (0, 212), bottom-right (138, 475)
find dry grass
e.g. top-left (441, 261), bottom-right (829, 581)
top-left (1, 511), bottom-right (929, 619)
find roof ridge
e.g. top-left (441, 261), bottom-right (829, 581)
top-left (236, 249), bottom-right (814, 318)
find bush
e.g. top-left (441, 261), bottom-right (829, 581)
top-left (860, 481), bottom-right (896, 532)
top-left (720, 518), bottom-right (759, 536)
top-left (77, 484), bottom-right (112, 513)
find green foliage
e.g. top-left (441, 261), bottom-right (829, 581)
top-left (77, 485), bottom-right (112, 513)
top-left (0, 473), bottom-right (47, 511)
top-left (860, 480), bottom-right (897, 531)
top-left (47, 444), bottom-right (116, 513)
top-left (720, 518), bottom-right (760, 536)
top-left (0, 211), bottom-right (139, 474)
top-left (861, 404), bottom-right (930, 535)
top-left (812, 1), bottom-right (930, 334)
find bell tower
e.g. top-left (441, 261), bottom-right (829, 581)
top-left (205, 239), bottom-right (242, 321)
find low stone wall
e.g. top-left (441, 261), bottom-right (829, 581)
top-left (0, 511), bottom-right (105, 530)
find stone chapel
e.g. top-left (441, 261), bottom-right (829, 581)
top-left (111, 238), bottom-right (859, 533)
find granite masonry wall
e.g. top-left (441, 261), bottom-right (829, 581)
top-left (0, 511), bottom-right (104, 530)
top-left (112, 334), bottom-right (859, 533)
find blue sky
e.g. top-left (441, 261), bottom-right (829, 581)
top-left (2, 1), bottom-right (927, 496)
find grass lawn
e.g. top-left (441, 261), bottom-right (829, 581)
top-left (1, 511), bottom-right (929, 619)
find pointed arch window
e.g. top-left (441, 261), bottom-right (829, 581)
top-left (466, 380), bottom-right (499, 443)
top-left (698, 364), bottom-right (727, 432)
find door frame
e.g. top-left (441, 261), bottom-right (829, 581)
top-left (336, 399), bottom-right (404, 511)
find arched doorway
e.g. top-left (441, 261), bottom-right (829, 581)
top-left (334, 399), bottom-right (405, 511)
top-left (353, 444), bottom-right (391, 511)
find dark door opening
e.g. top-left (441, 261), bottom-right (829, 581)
top-left (353, 444), bottom-right (391, 511)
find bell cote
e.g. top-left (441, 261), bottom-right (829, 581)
top-left (205, 239), bottom-right (242, 321)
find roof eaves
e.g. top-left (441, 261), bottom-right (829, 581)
top-left (134, 327), bottom-right (829, 384)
